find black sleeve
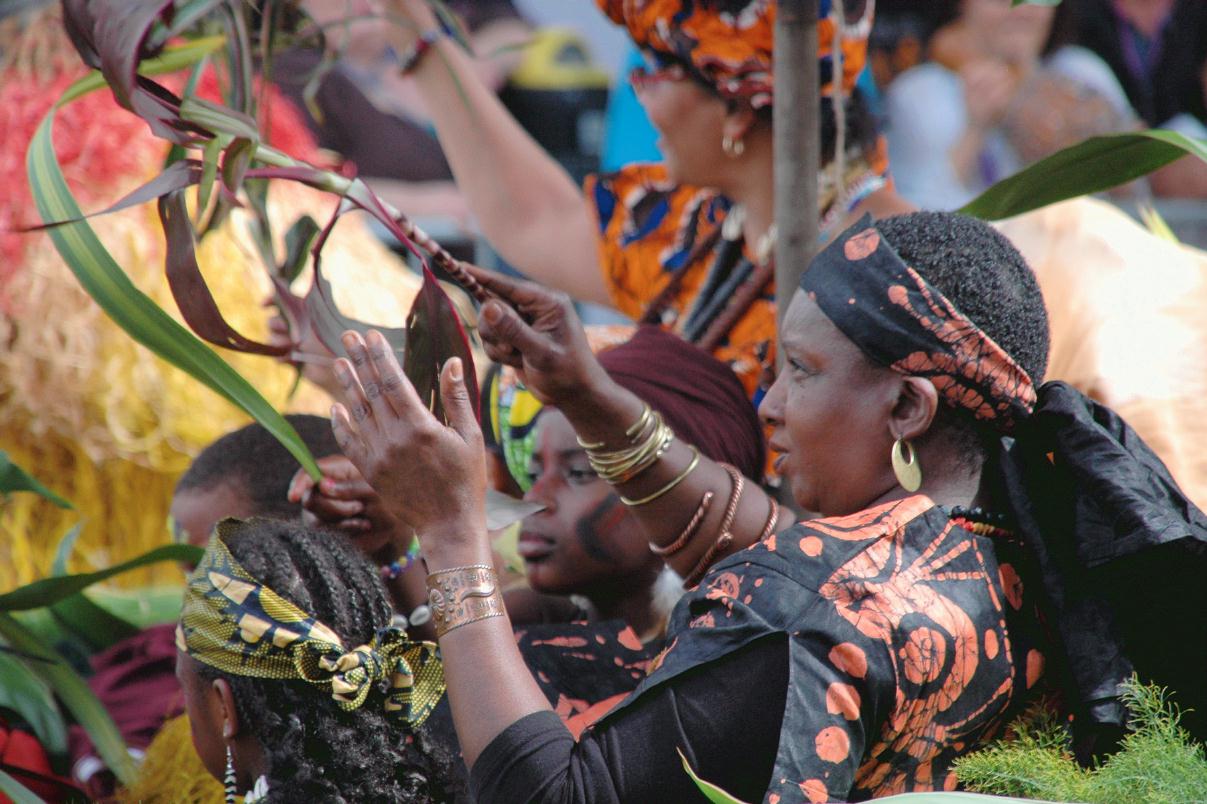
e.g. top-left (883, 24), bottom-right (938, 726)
top-left (469, 635), bottom-right (788, 804)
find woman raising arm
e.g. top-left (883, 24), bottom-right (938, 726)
top-left (330, 211), bottom-right (1065, 801)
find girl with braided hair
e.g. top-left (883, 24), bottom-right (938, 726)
top-left (175, 518), bottom-right (460, 802)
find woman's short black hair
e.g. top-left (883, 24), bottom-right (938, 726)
top-left (175, 414), bottom-right (340, 519)
top-left (195, 519), bottom-right (461, 802)
top-left (873, 212), bottom-right (1050, 453)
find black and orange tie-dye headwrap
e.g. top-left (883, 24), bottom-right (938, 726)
top-left (177, 520), bottom-right (445, 727)
top-left (598, 0), bottom-right (874, 108)
top-left (800, 216), bottom-right (1037, 432)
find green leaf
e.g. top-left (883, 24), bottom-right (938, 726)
top-left (280, 214), bottom-right (320, 284)
top-left (0, 544), bottom-right (201, 612)
top-left (47, 525), bottom-right (142, 650)
top-left (0, 651), bottom-right (67, 755)
top-left (26, 77), bottom-right (321, 480)
top-left (0, 613), bottom-right (135, 785)
top-left (961, 130), bottom-right (1207, 220)
top-left (87, 585), bottom-right (185, 629)
top-left (0, 451), bottom-right (72, 509)
top-left (0, 769), bottom-right (47, 804)
top-left (50, 524), bottom-right (83, 577)
top-left (678, 749), bottom-right (751, 804)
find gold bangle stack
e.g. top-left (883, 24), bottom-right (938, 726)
top-left (425, 564), bottom-right (505, 638)
top-left (580, 403), bottom-right (675, 486)
top-left (621, 447), bottom-right (700, 506)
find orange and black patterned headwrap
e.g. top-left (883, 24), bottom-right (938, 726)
top-left (598, 0), bottom-right (874, 108)
top-left (800, 216), bottom-right (1037, 432)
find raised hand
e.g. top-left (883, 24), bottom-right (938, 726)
top-left (287, 454), bottom-right (405, 559)
top-left (465, 265), bottom-right (611, 413)
top-left (330, 329), bottom-right (487, 561)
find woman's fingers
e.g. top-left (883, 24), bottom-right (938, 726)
top-left (330, 403), bottom-right (363, 462)
top-left (364, 329), bottom-right (427, 419)
top-left (460, 262), bottom-right (550, 308)
top-left (303, 491), bottom-right (366, 520)
top-left (288, 466), bottom-right (316, 504)
top-left (333, 355), bottom-right (377, 434)
top-left (341, 332), bottom-right (395, 423)
top-left (440, 358), bottom-right (482, 447)
top-left (479, 300), bottom-right (555, 365)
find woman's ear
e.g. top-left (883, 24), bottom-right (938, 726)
top-left (889, 376), bottom-right (939, 442)
top-left (721, 105), bottom-right (759, 145)
top-left (212, 677), bottom-right (241, 740)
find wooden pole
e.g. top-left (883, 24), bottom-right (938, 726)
top-left (773, 0), bottom-right (820, 329)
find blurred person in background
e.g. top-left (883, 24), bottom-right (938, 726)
top-left (1073, 0), bottom-right (1207, 198)
top-left (364, 0), bottom-right (911, 404)
top-left (886, 0), bottom-right (1136, 211)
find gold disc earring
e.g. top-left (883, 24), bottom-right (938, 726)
top-left (891, 438), bottom-right (922, 492)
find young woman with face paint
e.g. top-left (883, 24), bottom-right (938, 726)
top-left (492, 325), bottom-right (766, 641)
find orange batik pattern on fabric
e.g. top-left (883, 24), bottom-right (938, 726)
top-left (597, 496), bottom-right (1043, 803)
top-left (802, 217), bottom-right (1037, 433)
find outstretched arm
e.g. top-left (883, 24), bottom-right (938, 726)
top-left (469, 267), bottom-right (790, 582)
top-left (375, 0), bottom-right (609, 305)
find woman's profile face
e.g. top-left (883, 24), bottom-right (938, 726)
top-left (633, 65), bottom-right (730, 186)
top-left (175, 650), bottom-right (227, 782)
top-left (759, 290), bottom-right (898, 516)
top-left (519, 411), bottom-right (662, 596)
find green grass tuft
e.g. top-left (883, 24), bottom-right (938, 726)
top-left (954, 679), bottom-right (1207, 803)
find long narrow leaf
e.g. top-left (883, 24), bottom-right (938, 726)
top-left (405, 266), bottom-right (480, 423)
top-left (0, 652), bottom-right (67, 754)
top-left (51, 525), bottom-right (84, 577)
top-left (27, 80), bottom-right (321, 480)
top-left (47, 526), bottom-right (143, 649)
top-left (159, 191), bottom-right (289, 354)
top-left (0, 770), bottom-right (46, 804)
top-left (961, 130), bottom-right (1207, 220)
top-left (24, 159), bottom-right (203, 231)
top-left (0, 452), bottom-right (73, 509)
top-left (0, 544), bottom-right (201, 612)
top-left (0, 614), bottom-right (135, 785)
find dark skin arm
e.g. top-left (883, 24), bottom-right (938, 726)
top-left (468, 267), bottom-right (791, 580)
top-left (330, 332), bottom-right (549, 766)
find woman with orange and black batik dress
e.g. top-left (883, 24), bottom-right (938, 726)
top-left (373, 0), bottom-right (912, 405)
top-left (332, 209), bottom-right (1207, 802)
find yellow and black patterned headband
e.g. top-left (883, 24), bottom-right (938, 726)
top-left (177, 520), bottom-right (445, 727)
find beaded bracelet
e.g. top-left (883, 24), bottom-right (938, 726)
top-left (398, 28), bottom-right (443, 75)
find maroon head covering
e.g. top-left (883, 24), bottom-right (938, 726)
top-left (598, 325), bottom-right (765, 481)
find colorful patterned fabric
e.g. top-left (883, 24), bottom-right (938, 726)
top-left (597, 0), bottom-right (874, 107)
top-left (177, 520), bottom-right (445, 727)
top-left (587, 164), bottom-right (772, 399)
top-left (802, 217), bottom-right (1037, 432)
top-left (601, 495), bottom-right (1044, 801)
